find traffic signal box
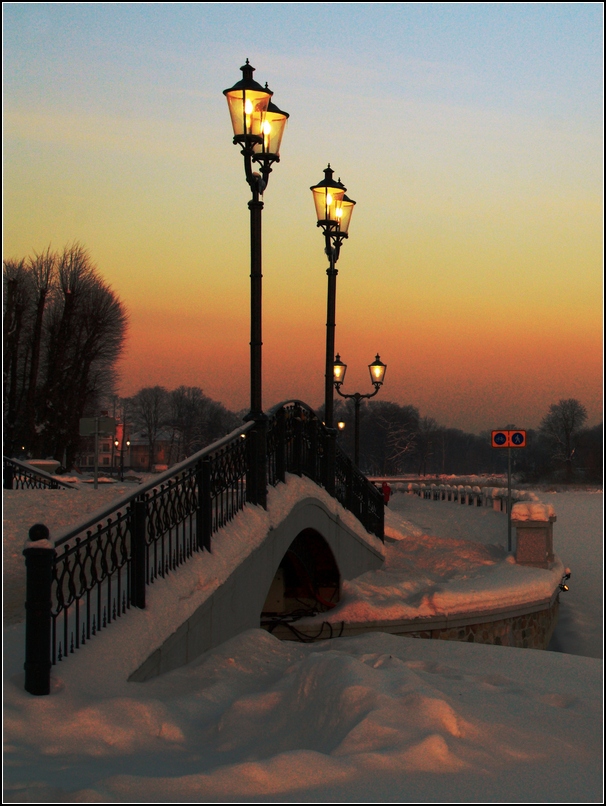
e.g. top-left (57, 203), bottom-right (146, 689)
top-left (491, 430), bottom-right (527, 448)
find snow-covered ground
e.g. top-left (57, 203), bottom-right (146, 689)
top-left (3, 482), bottom-right (603, 802)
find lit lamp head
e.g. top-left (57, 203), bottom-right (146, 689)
top-left (252, 95), bottom-right (289, 161)
top-left (336, 193), bottom-right (356, 235)
top-left (337, 421), bottom-right (346, 431)
top-left (223, 60), bottom-right (272, 146)
top-left (114, 439), bottom-right (119, 449)
top-left (333, 354), bottom-right (347, 387)
top-left (310, 165), bottom-right (346, 231)
top-left (369, 354), bottom-right (387, 388)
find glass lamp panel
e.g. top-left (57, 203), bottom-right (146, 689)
top-left (312, 185), bottom-right (345, 224)
top-left (369, 355), bottom-right (386, 385)
top-left (337, 196), bottom-right (355, 234)
top-left (253, 102), bottom-right (289, 157)
top-left (225, 88), bottom-right (271, 140)
top-left (333, 355), bottom-right (347, 384)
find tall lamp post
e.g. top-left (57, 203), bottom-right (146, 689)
top-left (334, 353), bottom-right (387, 468)
top-left (224, 61), bottom-right (289, 506)
top-left (310, 166), bottom-right (355, 492)
top-left (310, 165), bottom-right (356, 431)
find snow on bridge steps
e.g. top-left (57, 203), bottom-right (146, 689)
top-left (22, 401), bottom-right (384, 694)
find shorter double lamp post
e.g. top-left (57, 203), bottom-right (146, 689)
top-left (333, 353), bottom-right (387, 468)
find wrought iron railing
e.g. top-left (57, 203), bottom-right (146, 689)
top-left (3, 456), bottom-right (75, 490)
top-left (23, 401), bottom-right (383, 695)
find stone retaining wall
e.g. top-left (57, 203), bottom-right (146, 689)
top-left (404, 596), bottom-right (559, 650)
top-left (273, 593), bottom-right (560, 651)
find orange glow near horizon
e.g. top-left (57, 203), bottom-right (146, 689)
top-left (3, 6), bottom-right (602, 434)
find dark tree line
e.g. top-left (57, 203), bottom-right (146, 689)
top-left (332, 397), bottom-right (601, 481)
top-left (3, 244), bottom-right (128, 466)
top-left (125, 385), bottom-right (241, 469)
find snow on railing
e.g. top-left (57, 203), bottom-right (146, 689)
top-left (23, 400), bottom-right (384, 694)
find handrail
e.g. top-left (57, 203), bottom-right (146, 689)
top-left (22, 399), bottom-right (383, 693)
top-left (53, 421), bottom-right (255, 548)
top-left (3, 457), bottom-right (76, 490)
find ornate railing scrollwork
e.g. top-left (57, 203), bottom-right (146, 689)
top-left (24, 400), bottom-right (383, 693)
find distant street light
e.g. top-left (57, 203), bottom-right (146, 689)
top-left (334, 353), bottom-right (387, 467)
top-left (224, 60), bottom-right (289, 507)
top-left (114, 437), bottom-right (130, 482)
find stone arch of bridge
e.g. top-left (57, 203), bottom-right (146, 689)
top-left (129, 495), bottom-right (384, 682)
top-left (260, 528), bottom-right (341, 627)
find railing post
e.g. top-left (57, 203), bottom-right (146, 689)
top-left (197, 458), bottom-right (212, 552)
top-left (293, 415), bottom-right (303, 477)
top-left (324, 429), bottom-right (336, 496)
top-left (275, 407), bottom-right (286, 484)
top-left (307, 418), bottom-right (319, 481)
top-left (344, 458), bottom-right (354, 512)
top-left (4, 462), bottom-right (15, 490)
top-left (23, 524), bottom-right (54, 695)
top-left (129, 499), bottom-right (146, 609)
top-left (246, 421), bottom-right (267, 508)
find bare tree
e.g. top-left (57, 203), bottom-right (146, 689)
top-left (415, 416), bottom-right (439, 476)
top-left (3, 243), bottom-right (127, 465)
top-left (128, 386), bottom-right (170, 471)
top-left (540, 399), bottom-right (588, 481)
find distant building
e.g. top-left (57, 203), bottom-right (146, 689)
top-left (128, 430), bottom-right (176, 472)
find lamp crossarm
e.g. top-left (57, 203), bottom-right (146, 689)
top-left (239, 143), bottom-right (276, 195)
top-left (334, 385), bottom-right (381, 402)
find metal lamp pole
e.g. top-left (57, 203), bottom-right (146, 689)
top-left (310, 166), bottom-right (356, 430)
top-left (224, 61), bottom-right (289, 506)
top-left (334, 354), bottom-right (387, 467)
top-left (310, 167), bottom-right (356, 492)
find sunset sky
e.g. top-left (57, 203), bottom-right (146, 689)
top-left (4, 3), bottom-right (603, 433)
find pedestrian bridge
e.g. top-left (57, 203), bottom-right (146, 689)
top-left (130, 476), bottom-right (384, 681)
top-left (21, 401), bottom-right (385, 694)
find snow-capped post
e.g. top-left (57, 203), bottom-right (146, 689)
top-left (511, 503), bottom-right (556, 568)
top-left (4, 461), bottom-right (15, 489)
top-left (196, 458), bottom-right (212, 551)
top-left (23, 523), bottom-right (55, 695)
top-left (129, 499), bottom-right (146, 609)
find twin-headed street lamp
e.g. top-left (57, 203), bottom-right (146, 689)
top-left (224, 61), bottom-right (289, 507)
top-left (310, 165), bottom-right (356, 433)
top-left (333, 354), bottom-right (387, 467)
top-left (113, 437), bottom-right (130, 482)
top-left (223, 60), bottom-right (289, 423)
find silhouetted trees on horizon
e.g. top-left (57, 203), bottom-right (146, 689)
top-left (3, 243), bottom-right (128, 466)
top-left (330, 397), bottom-right (601, 482)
